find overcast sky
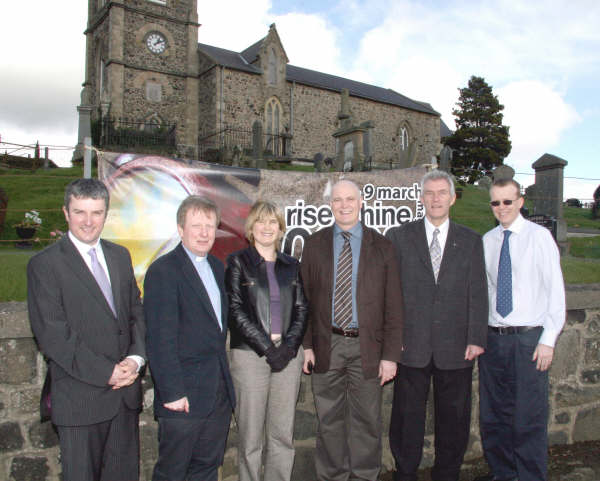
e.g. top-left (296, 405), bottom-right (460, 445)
top-left (1, 0), bottom-right (599, 200)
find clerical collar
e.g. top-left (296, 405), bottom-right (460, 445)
top-left (182, 244), bottom-right (207, 264)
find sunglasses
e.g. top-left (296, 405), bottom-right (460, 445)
top-left (490, 199), bottom-right (520, 207)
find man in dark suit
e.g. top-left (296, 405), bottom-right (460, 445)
top-left (301, 179), bottom-right (404, 481)
top-left (144, 195), bottom-right (235, 481)
top-left (27, 178), bottom-right (145, 481)
top-left (386, 170), bottom-right (488, 481)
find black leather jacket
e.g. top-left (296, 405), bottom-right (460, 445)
top-left (225, 246), bottom-right (308, 356)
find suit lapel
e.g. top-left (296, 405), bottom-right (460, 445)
top-left (411, 219), bottom-right (435, 277)
top-left (175, 245), bottom-right (221, 330)
top-left (321, 227), bottom-right (335, 304)
top-left (438, 222), bottom-right (459, 283)
top-left (208, 255), bottom-right (227, 333)
top-left (59, 237), bottom-right (116, 319)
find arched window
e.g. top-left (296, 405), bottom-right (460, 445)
top-left (265, 97), bottom-right (282, 156)
top-left (400, 126), bottom-right (409, 151)
top-left (268, 48), bottom-right (277, 85)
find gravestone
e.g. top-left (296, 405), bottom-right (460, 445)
top-left (313, 153), bottom-right (324, 173)
top-left (0, 187), bottom-right (7, 235)
top-left (252, 121), bottom-right (267, 169)
top-left (532, 153), bottom-right (568, 243)
top-left (493, 164), bottom-right (515, 182)
top-left (592, 185), bottom-right (600, 219)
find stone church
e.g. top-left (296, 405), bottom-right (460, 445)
top-left (79, 0), bottom-right (443, 168)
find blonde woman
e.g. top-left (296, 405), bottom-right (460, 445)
top-left (225, 201), bottom-right (308, 481)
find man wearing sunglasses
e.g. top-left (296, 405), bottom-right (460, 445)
top-left (476, 179), bottom-right (565, 481)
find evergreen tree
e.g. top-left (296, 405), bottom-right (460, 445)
top-left (443, 76), bottom-right (511, 183)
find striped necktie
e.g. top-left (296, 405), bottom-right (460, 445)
top-left (333, 231), bottom-right (353, 330)
top-left (430, 228), bottom-right (441, 282)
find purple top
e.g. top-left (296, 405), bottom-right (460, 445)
top-left (265, 261), bottom-right (282, 335)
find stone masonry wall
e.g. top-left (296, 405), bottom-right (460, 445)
top-left (205, 68), bottom-right (440, 166)
top-left (1, 285), bottom-right (599, 480)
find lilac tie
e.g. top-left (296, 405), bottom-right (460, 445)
top-left (88, 248), bottom-right (116, 316)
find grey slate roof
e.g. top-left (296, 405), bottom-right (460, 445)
top-left (440, 119), bottom-right (453, 138)
top-left (197, 42), bottom-right (439, 117)
top-left (198, 43), bottom-right (260, 74)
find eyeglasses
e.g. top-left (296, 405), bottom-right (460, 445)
top-left (490, 199), bottom-right (520, 207)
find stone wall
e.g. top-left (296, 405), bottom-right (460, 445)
top-left (199, 67), bottom-right (440, 167)
top-left (1, 285), bottom-right (599, 480)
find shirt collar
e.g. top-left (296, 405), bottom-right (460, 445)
top-left (334, 221), bottom-right (363, 239)
top-left (498, 213), bottom-right (525, 237)
top-left (68, 231), bottom-right (101, 255)
top-left (424, 216), bottom-right (449, 237)
top-left (182, 244), bottom-right (207, 263)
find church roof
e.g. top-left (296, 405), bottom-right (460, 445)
top-left (440, 119), bottom-right (453, 138)
top-left (198, 43), bottom-right (261, 74)
top-left (197, 43), bottom-right (439, 117)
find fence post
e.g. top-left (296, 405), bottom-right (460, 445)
top-left (84, 137), bottom-right (92, 179)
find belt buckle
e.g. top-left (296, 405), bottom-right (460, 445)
top-left (497, 326), bottom-right (509, 335)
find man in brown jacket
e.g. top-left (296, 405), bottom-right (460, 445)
top-left (301, 179), bottom-right (404, 481)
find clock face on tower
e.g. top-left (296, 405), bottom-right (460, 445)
top-left (146, 32), bottom-right (167, 54)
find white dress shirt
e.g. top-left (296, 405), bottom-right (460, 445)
top-left (424, 216), bottom-right (450, 255)
top-left (483, 214), bottom-right (565, 347)
top-left (68, 231), bottom-right (145, 371)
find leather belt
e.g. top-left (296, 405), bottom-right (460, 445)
top-left (488, 325), bottom-right (540, 335)
top-left (332, 326), bottom-right (359, 337)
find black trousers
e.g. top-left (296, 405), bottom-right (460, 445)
top-left (479, 327), bottom-right (548, 481)
top-left (389, 360), bottom-right (473, 481)
top-left (57, 402), bottom-right (140, 481)
top-left (152, 376), bottom-right (232, 481)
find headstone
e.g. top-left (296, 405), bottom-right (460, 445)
top-left (478, 175), bottom-right (492, 190)
top-left (439, 145), bottom-right (452, 173)
top-left (343, 141), bottom-right (354, 172)
top-left (532, 153), bottom-right (568, 243)
top-left (493, 164), bottom-right (515, 181)
top-left (313, 153), bottom-right (324, 173)
top-left (0, 187), bottom-right (8, 236)
top-left (592, 185), bottom-right (600, 219)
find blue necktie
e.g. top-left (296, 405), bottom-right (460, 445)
top-left (496, 230), bottom-right (512, 317)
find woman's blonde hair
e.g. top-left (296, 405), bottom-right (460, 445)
top-left (245, 201), bottom-right (286, 247)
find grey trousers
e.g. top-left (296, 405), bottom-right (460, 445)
top-left (312, 334), bottom-right (383, 481)
top-left (230, 346), bottom-right (304, 481)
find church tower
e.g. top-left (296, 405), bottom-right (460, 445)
top-left (81, 0), bottom-right (200, 158)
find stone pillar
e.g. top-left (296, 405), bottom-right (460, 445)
top-left (252, 121), bottom-right (266, 169)
top-left (532, 153), bottom-right (568, 242)
top-left (72, 87), bottom-right (94, 162)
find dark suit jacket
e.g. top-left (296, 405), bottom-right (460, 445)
top-left (144, 243), bottom-right (235, 418)
top-left (301, 224), bottom-right (404, 379)
top-left (386, 219), bottom-right (488, 370)
top-left (27, 236), bottom-right (145, 426)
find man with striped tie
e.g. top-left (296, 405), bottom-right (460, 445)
top-left (386, 170), bottom-right (488, 481)
top-left (301, 179), bottom-right (404, 481)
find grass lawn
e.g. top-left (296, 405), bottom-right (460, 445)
top-left (0, 250), bottom-right (33, 302)
top-left (0, 165), bottom-right (89, 249)
top-left (569, 236), bottom-right (600, 259)
top-left (563, 205), bottom-right (600, 230)
top-left (561, 256), bottom-right (600, 284)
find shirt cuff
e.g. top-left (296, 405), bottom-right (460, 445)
top-left (126, 355), bottom-right (145, 373)
top-left (538, 328), bottom-right (560, 348)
